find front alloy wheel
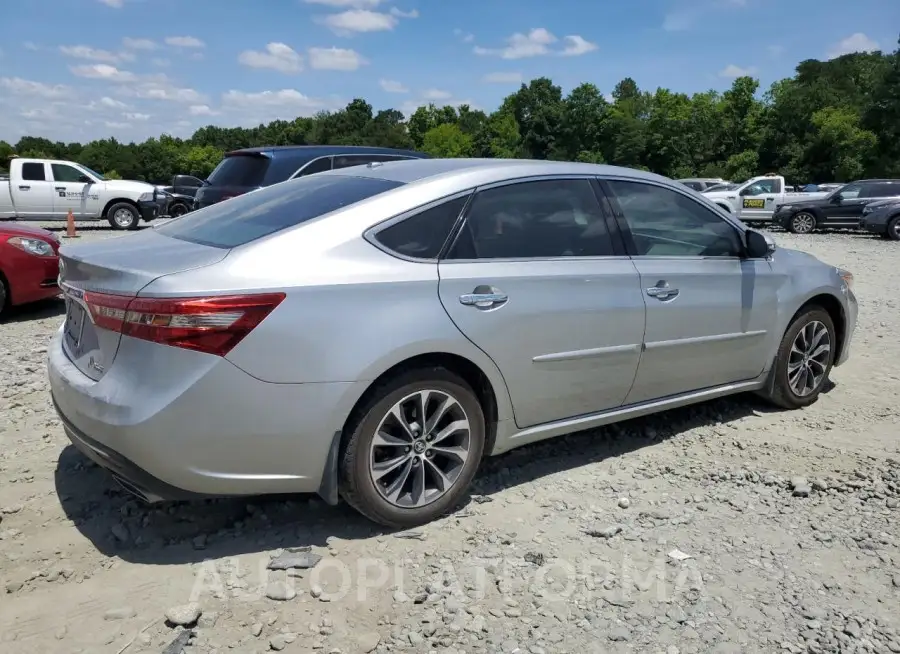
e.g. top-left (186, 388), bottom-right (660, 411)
top-left (789, 212), bottom-right (816, 234)
top-left (787, 320), bottom-right (831, 397)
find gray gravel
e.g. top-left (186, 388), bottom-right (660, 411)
top-left (1, 223), bottom-right (898, 653)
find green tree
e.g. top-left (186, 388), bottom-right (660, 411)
top-left (421, 123), bottom-right (473, 158)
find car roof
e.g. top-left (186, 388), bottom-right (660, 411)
top-left (318, 157), bottom-right (673, 188)
top-left (226, 145), bottom-right (427, 158)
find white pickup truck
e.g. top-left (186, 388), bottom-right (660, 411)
top-left (0, 157), bottom-right (167, 230)
top-left (702, 174), bottom-right (829, 223)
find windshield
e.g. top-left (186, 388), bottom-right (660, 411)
top-left (705, 183), bottom-right (737, 192)
top-left (76, 164), bottom-right (106, 181)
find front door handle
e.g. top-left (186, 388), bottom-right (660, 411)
top-left (459, 292), bottom-right (508, 309)
top-left (646, 281), bottom-right (679, 301)
top-left (18, 185), bottom-right (30, 190)
top-left (55, 186), bottom-right (66, 191)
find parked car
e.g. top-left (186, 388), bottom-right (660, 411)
top-left (157, 174), bottom-right (205, 217)
top-left (0, 157), bottom-right (167, 229)
top-left (48, 158), bottom-right (857, 527)
top-left (860, 198), bottom-right (900, 240)
top-left (702, 173), bottom-right (829, 223)
top-left (193, 145), bottom-right (430, 210)
top-left (773, 179), bottom-right (900, 233)
top-left (676, 177), bottom-right (728, 192)
top-left (0, 222), bottom-right (60, 318)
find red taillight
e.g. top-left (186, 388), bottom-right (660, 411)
top-left (83, 291), bottom-right (285, 356)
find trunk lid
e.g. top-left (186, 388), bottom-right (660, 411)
top-left (58, 229), bottom-right (229, 381)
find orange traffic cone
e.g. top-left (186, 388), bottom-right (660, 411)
top-left (63, 209), bottom-right (80, 239)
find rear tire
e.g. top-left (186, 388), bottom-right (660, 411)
top-left (339, 367), bottom-right (486, 528)
top-left (169, 201), bottom-right (189, 218)
top-left (107, 202), bottom-right (140, 230)
top-left (886, 216), bottom-right (900, 241)
top-left (787, 211), bottom-right (816, 234)
top-left (763, 307), bottom-right (836, 410)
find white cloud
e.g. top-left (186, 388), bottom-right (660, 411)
top-left (303, 0), bottom-right (383, 6)
top-left (60, 45), bottom-right (134, 64)
top-left (379, 79), bottom-right (409, 93)
top-left (152, 58), bottom-right (170, 67)
top-left (122, 37), bottom-right (157, 50)
top-left (124, 112), bottom-right (150, 121)
top-left (308, 46), bottom-right (367, 71)
top-left (220, 89), bottom-right (338, 125)
top-left (23, 41), bottom-right (39, 51)
top-left (98, 0), bottom-right (124, 7)
top-left (0, 76), bottom-right (70, 99)
top-left (718, 64), bottom-right (757, 78)
top-left (423, 89), bottom-right (452, 100)
top-left (222, 89), bottom-right (324, 109)
top-left (482, 72), bottom-right (523, 84)
top-left (318, 9), bottom-right (399, 35)
top-left (474, 28), bottom-right (555, 59)
top-left (97, 96), bottom-right (127, 109)
top-left (560, 35), bottom-right (598, 56)
top-left (70, 64), bottom-right (137, 82)
top-left (453, 28), bottom-right (475, 43)
top-left (105, 121), bottom-right (130, 129)
top-left (827, 33), bottom-right (879, 59)
top-left (389, 7), bottom-right (418, 18)
top-left (122, 82), bottom-right (205, 103)
top-left (238, 43), bottom-right (304, 74)
top-left (473, 28), bottom-right (594, 59)
top-left (189, 104), bottom-right (219, 116)
top-left (164, 36), bottom-right (205, 48)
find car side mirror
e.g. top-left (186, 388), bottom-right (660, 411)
top-left (830, 194), bottom-right (842, 204)
top-left (745, 229), bottom-right (775, 258)
top-left (78, 175), bottom-right (93, 183)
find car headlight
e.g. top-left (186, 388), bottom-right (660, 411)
top-left (138, 192), bottom-right (154, 202)
top-left (837, 268), bottom-right (854, 290)
top-left (8, 236), bottom-right (54, 257)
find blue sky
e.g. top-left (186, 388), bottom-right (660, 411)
top-left (0, 0), bottom-right (897, 144)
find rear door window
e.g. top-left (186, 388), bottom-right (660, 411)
top-left (294, 156), bottom-right (333, 178)
top-left (156, 174), bottom-right (405, 248)
top-left (373, 195), bottom-right (469, 260)
top-left (263, 154), bottom-right (315, 185)
top-left (207, 154), bottom-right (270, 187)
top-left (21, 162), bottom-right (47, 181)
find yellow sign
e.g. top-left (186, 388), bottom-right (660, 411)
top-left (743, 198), bottom-right (765, 209)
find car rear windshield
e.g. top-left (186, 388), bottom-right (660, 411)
top-left (206, 154), bottom-right (271, 187)
top-left (155, 174), bottom-right (405, 248)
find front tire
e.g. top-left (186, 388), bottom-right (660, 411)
top-left (886, 216), bottom-right (900, 241)
top-left (339, 368), bottom-right (486, 528)
top-left (107, 202), bottom-right (140, 230)
top-left (764, 307), bottom-right (836, 410)
top-left (787, 211), bottom-right (816, 234)
top-left (169, 202), bottom-right (189, 218)
top-left (0, 273), bottom-right (9, 320)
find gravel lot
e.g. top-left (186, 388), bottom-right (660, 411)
top-left (1, 223), bottom-right (898, 654)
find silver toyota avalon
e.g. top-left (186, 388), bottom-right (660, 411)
top-left (48, 158), bottom-right (858, 527)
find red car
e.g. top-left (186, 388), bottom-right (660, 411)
top-left (0, 223), bottom-right (61, 318)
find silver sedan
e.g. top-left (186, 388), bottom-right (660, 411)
top-left (48, 158), bottom-right (858, 527)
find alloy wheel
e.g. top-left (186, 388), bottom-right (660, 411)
top-left (791, 213), bottom-right (815, 234)
top-left (368, 389), bottom-right (471, 509)
top-left (113, 208), bottom-right (136, 228)
top-left (787, 320), bottom-right (831, 397)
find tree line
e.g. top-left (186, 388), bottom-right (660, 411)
top-left (2, 36), bottom-right (898, 186)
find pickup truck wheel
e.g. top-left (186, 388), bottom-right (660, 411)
top-left (886, 216), bottom-right (900, 241)
top-left (107, 202), bottom-right (140, 230)
top-left (788, 212), bottom-right (816, 234)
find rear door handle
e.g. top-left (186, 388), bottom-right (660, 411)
top-left (459, 293), bottom-right (508, 309)
top-left (18, 185), bottom-right (30, 190)
top-left (55, 186), bottom-right (66, 191)
top-left (646, 282), bottom-right (679, 301)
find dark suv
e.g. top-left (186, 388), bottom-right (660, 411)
top-left (193, 145), bottom-right (429, 210)
top-left (773, 179), bottom-right (900, 234)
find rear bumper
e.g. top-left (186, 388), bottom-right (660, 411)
top-left (48, 328), bottom-right (367, 499)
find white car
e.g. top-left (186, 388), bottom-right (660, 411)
top-left (0, 157), bottom-right (166, 230)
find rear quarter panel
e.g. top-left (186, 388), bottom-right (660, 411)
top-left (138, 230), bottom-right (516, 423)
